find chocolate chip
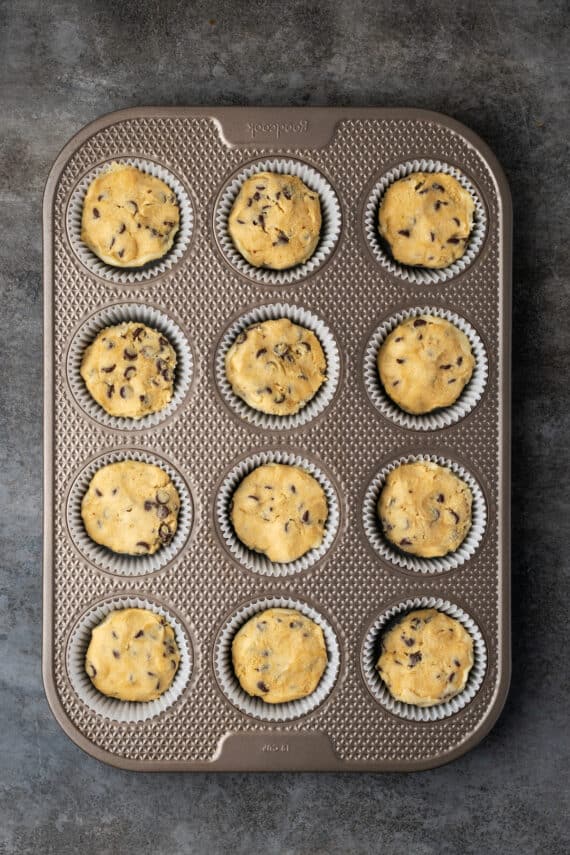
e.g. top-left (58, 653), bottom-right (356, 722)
top-left (136, 541), bottom-right (150, 551)
top-left (109, 237), bottom-right (115, 249)
top-left (437, 493), bottom-right (445, 502)
top-left (256, 184), bottom-right (266, 190)
top-left (273, 393), bottom-right (286, 403)
top-left (418, 188), bottom-right (429, 194)
top-left (119, 223), bottom-right (126, 234)
top-left (124, 348), bottom-right (137, 360)
top-left (457, 356), bottom-right (463, 366)
top-left (298, 340), bottom-right (311, 352)
top-left (256, 348), bottom-right (267, 358)
top-left (256, 681), bottom-right (269, 693)
top-left (289, 620), bottom-right (302, 629)
top-left (151, 228), bottom-right (159, 237)
top-left (247, 495), bottom-right (259, 501)
top-left (134, 630), bottom-right (144, 638)
top-left (88, 664), bottom-right (96, 677)
top-left (123, 366), bottom-right (136, 380)
top-left (413, 318), bottom-right (427, 327)
top-left (440, 364), bottom-right (452, 370)
top-left (156, 358), bottom-right (168, 373)
top-left (408, 651), bottom-right (422, 667)
top-left (430, 231), bottom-right (435, 242)
top-left (101, 364), bottom-right (116, 374)
top-left (112, 650), bottom-right (120, 659)
top-left (453, 217), bottom-right (460, 226)
top-left (397, 229), bottom-right (410, 237)
top-left (432, 182), bottom-right (445, 191)
top-left (447, 237), bottom-right (461, 244)
top-left (106, 383), bottom-right (114, 398)
top-left (117, 248), bottom-right (125, 259)
top-left (448, 378), bottom-right (457, 384)
top-left (450, 510), bottom-right (460, 523)
top-left (282, 187), bottom-right (292, 200)
top-left (258, 213), bottom-right (266, 230)
top-left (156, 504), bottom-right (169, 519)
top-left (256, 621), bottom-right (267, 631)
top-left (395, 336), bottom-right (403, 342)
top-left (128, 200), bottom-right (138, 214)
top-left (290, 484), bottom-right (296, 493)
top-left (92, 207), bottom-right (100, 218)
top-left (400, 538), bottom-right (412, 546)
top-left (144, 500), bottom-right (155, 511)
top-left (414, 181), bottom-right (425, 190)
top-left (401, 634), bottom-right (415, 647)
top-left (434, 201), bottom-right (443, 211)
top-left (163, 220), bottom-right (174, 227)
top-left (396, 358), bottom-right (405, 364)
top-left (120, 385), bottom-right (133, 399)
top-left (132, 327), bottom-right (144, 340)
top-left (448, 672), bottom-right (456, 682)
top-left (453, 658), bottom-right (461, 667)
top-left (392, 380), bottom-right (400, 386)
top-left (159, 336), bottom-right (170, 349)
top-left (95, 488), bottom-right (102, 497)
top-left (302, 510), bottom-right (310, 523)
top-left (273, 229), bottom-right (290, 246)
top-left (236, 332), bottom-right (247, 344)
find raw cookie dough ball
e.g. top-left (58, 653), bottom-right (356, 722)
top-left (225, 318), bottom-right (327, 416)
top-left (228, 172), bottom-right (321, 269)
top-left (378, 461), bottom-right (472, 558)
top-left (232, 608), bottom-right (328, 703)
top-left (85, 608), bottom-right (180, 701)
top-left (81, 460), bottom-right (180, 556)
top-left (81, 163), bottom-right (180, 267)
top-left (80, 322), bottom-right (177, 419)
top-left (377, 315), bottom-right (475, 414)
top-left (378, 172), bottom-right (475, 268)
top-left (230, 463), bottom-right (328, 563)
top-left (376, 608), bottom-right (474, 707)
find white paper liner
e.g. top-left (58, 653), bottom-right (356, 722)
top-left (216, 450), bottom-right (340, 577)
top-left (67, 449), bottom-right (193, 576)
top-left (362, 597), bottom-right (487, 721)
top-left (214, 158), bottom-right (341, 285)
top-left (66, 157), bottom-right (194, 284)
top-left (67, 302), bottom-right (194, 431)
top-left (66, 595), bottom-right (193, 723)
top-left (363, 454), bottom-right (487, 573)
top-left (363, 306), bottom-right (488, 430)
top-left (214, 595), bottom-right (340, 722)
top-left (364, 159), bottom-right (487, 284)
top-left (215, 303), bottom-right (341, 430)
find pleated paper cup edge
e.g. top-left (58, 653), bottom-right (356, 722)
top-left (216, 451), bottom-right (341, 577)
top-left (66, 595), bottom-right (193, 723)
top-left (66, 157), bottom-right (194, 284)
top-left (363, 306), bottom-right (489, 431)
top-left (214, 158), bottom-right (341, 285)
top-left (362, 597), bottom-right (487, 721)
top-left (214, 596), bottom-right (340, 722)
top-left (66, 449), bottom-right (193, 576)
top-left (215, 303), bottom-right (341, 431)
top-left (363, 159), bottom-right (487, 284)
top-left (67, 302), bottom-right (194, 431)
top-left (362, 453), bottom-right (487, 574)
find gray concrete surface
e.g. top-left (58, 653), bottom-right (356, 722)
top-left (1, 1), bottom-right (568, 853)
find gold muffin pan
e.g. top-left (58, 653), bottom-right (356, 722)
top-left (44, 107), bottom-right (510, 772)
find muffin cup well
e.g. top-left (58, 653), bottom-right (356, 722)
top-left (214, 595), bottom-right (340, 722)
top-left (362, 597), bottom-right (487, 721)
top-left (363, 306), bottom-right (488, 431)
top-left (66, 449), bottom-right (193, 576)
top-left (362, 454), bottom-right (487, 574)
top-left (215, 450), bottom-right (341, 577)
top-left (66, 157), bottom-right (194, 284)
top-left (66, 595), bottom-right (193, 723)
top-left (215, 303), bottom-right (341, 431)
top-left (364, 159), bottom-right (487, 284)
top-left (214, 158), bottom-right (341, 285)
top-left (67, 302), bottom-right (194, 431)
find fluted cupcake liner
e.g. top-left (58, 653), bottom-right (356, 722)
top-left (66, 157), bottom-right (194, 284)
top-left (214, 595), bottom-right (340, 722)
top-left (66, 449), bottom-right (193, 576)
top-left (216, 450), bottom-right (341, 577)
top-left (66, 595), bottom-right (193, 723)
top-left (215, 302), bottom-right (341, 430)
top-left (363, 306), bottom-right (488, 430)
top-left (67, 302), bottom-right (194, 431)
top-left (214, 158), bottom-right (341, 285)
top-left (362, 596), bottom-right (487, 721)
top-left (364, 159), bottom-right (487, 284)
top-left (362, 453), bottom-right (487, 573)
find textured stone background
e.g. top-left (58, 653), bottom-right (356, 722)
top-left (1, 1), bottom-right (568, 853)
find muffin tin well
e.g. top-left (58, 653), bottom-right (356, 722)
top-left (44, 107), bottom-right (511, 772)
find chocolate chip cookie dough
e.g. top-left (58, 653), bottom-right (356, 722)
top-left (228, 172), bottom-right (321, 269)
top-left (80, 322), bottom-right (177, 419)
top-left (230, 463), bottom-right (328, 563)
top-left (377, 315), bottom-right (475, 414)
top-left (225, 319), bottom-right (327, 416)
top-left (378, 461), bottom-right (472, 558)
top-left (81, 461), bottom-right (179, 555)
top-left (378, 172), bottom-right (475, 268)
top-left (81, 164), bottom-right (180, 267)
top-left (376, 609), bottom-right (474, 707)
top-left (85, 608), bottom-right (180, 702)
top-left (232, 608), bottom-right (328, 703)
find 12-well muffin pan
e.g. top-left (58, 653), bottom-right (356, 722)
top-left (43, 107), bottom-right (511, 771)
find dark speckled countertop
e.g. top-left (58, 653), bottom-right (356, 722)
top-left (1, 1), bottom-right (568, 853)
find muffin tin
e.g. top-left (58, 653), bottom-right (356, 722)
top-left (43, 107), bottom-right (511, 771)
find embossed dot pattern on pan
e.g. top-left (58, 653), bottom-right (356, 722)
top-left (43, 107), bottom-right (510, 772)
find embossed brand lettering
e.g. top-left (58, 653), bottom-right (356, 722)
top-left (261, 743), bottom-right (290, 752)
top-left (247, 120), bottom-right (309, 140)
